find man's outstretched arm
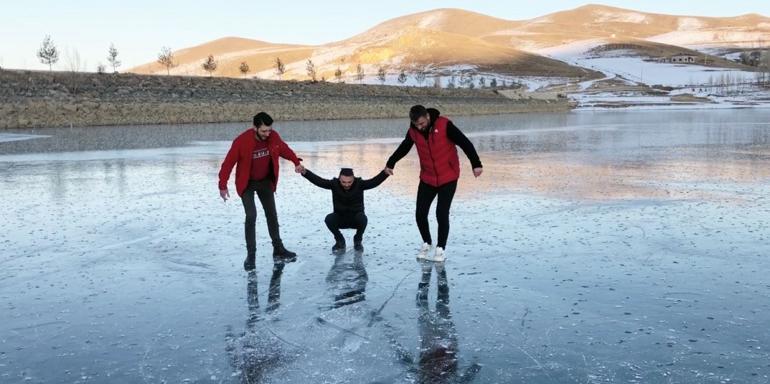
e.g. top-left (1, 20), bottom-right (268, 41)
top-left (360, 170), bottom-right (390, 190)
top-left (385, 133), bottom-right (414, 175)
top-left (301, 169), bottom-right (333, 189)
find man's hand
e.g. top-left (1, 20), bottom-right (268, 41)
top-left (295, 164), bottom-right (305, 174)
top-left (220, 189), bottom-right (230, 202)
top-left (384, 167), bottom-right (394, 176)
top-left (473, 167), bottom-right (483, 178)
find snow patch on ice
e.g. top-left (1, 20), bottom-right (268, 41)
top-left (0, 133), bottom-right (50, 143)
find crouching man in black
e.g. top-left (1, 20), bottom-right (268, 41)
top-left (301, 167), bottom-right (389, 253)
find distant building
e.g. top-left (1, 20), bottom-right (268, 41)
top-left (660, 54), bottom-right (697, 64)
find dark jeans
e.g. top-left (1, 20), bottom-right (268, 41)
top-left (324, 212), bottom-right (368, 243)
top-left (415, 180), bottom-right (457, 249)
top-left (241, 179), bottom-right (282, 255)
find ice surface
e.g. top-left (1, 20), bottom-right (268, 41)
top-left (1, 110), bottom-right (770, 383)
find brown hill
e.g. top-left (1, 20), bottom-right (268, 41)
top-left (129, 5), bottom-right (769, 79)
top-left (130, 37), bottom-right (314, 77)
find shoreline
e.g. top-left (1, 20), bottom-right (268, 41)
top-left (0, 69), bottom-right (572, 129)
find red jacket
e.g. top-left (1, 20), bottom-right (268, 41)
top-left (408, 116), bottom-right (460, 187)
top-left (218, 129), bottom-right (301, 196)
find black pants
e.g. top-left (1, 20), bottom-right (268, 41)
top-left (325, 212), bottom-right (368, 243)
top-left (241, 179), bottom-right (282, 255)
top-left (416, 180), bottom-right (457, 249)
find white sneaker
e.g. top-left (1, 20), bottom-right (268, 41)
top-left (417, 243), bottom-right (431, 261)
top-left (433, 247), bottom-right (446, 263)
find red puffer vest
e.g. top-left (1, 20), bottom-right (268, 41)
top-left (408, 116), bottom-right (460, 187)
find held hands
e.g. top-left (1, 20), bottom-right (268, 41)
top-left (384, 167), bottom-right (394, 176)
top-left (295, 163), bottom-right (305, 174)
top-left (220, 189), bottom-right (230, 202)
top-left (473, 167), bottom-right (483, 178)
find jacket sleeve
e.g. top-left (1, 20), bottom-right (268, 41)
top-left (360, 170), bottom-right (389, 190)
top-left (446, 121), bottom-right (482, 169)
top-left (278, 139), bottom-right (302, 165)
top-left (302, 169), bottom-right (333, 189)
top-left (385, 132), bottom-right (414, 169)
top-left (218, 140), bottom-right (239, 190)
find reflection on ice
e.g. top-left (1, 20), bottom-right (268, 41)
top-left (326, 250), bottom-right (368, 309)
top-left (413, 262), bottom-right (481, 384)
top-left (225, 266), bottom-right (293, 383)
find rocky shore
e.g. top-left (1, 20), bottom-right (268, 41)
top-left (0, 70), bottom-right (572, 129)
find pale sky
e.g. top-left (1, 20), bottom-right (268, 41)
top-left (1, 0), bottom-right (768, 71)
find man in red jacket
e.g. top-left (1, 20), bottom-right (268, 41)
top-left (219, 112), bottom-right (304, 271)
top-left (385, 105), bottom-right (483, 263)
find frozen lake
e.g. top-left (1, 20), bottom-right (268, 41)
top-left (2, 109), bottom-right (770, 383)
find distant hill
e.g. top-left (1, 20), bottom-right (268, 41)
top-left (129, 5), bottom-right (768, 80)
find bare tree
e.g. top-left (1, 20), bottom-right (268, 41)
top-left (107, 43), bottom-right (121, 72)
top-left (377, 66), bottom-right (387, 84)
top-left (447, 74), bottom-right (456, 89)
top-left (306, 59), bottom-right (317, 82)
top-left (157, 47), bottom-right (176, 75)
top-left (96, 63), bottom-right (106, 74)
top-left (761, 50), bottom-right (770, 86)
top-left (202, 54), bottom-right (217, 77)
top-left (334, 67), bottom-right (343, 83)
top-left (460, 73), bottom-right (474, 88)
top-left (239, 61), bottom-right (250, 78)
top-left (397, 70), bottom-right (407, 84)
top-left (37, 35), bottom-right (59, 71)
top-left (414, 65), bottom-right (427, 87)
top-left (274, 57), bottom-right (285, 79)
top-left (64, 48), bottom-right (87, 72)
top-left (355, 63), bottom-right (365, 83)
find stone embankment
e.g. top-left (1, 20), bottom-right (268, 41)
top-left (0, 70), bottom-right (572, 129)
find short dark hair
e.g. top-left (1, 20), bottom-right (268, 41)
top-left (253, 112), bottom-right (274, 128)
top-left (409, 105), bottom-right (428, 122)
top-left (339, 168), bottom-right (354, 177)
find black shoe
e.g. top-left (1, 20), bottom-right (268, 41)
top-left (332, 240), bottom-right (346, 253)
top-left (273, 245), bottom-right (297, 263)
top-left (353, 241), bottom-right (363, 252)
top-left (243, 254), bottom-right (256, 271)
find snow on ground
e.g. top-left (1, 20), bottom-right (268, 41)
top-left (2, 111), bottom-right (770, 383)
top-left (537, 39), bottom-right (757, 87)
top-left (531, 39), bottom-right (770, 109)
top-left (577, 57), bottom-right (756, 86)
top-left (573, 93), bottom-right (770, 111)
top-left (595, 10), bottom-right (648, 24)
top-left (676, 17), bottom-right (704, 31)
top-left (647, 30), bottom-right (770, 48)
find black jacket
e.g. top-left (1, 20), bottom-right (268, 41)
top-left (303, 170), bottom-right (389, 215)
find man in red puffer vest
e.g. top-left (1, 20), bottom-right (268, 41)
top-left (219, 112), bottom-right (305, 271)
top-left (385, 105), bottom-right (483, 263)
